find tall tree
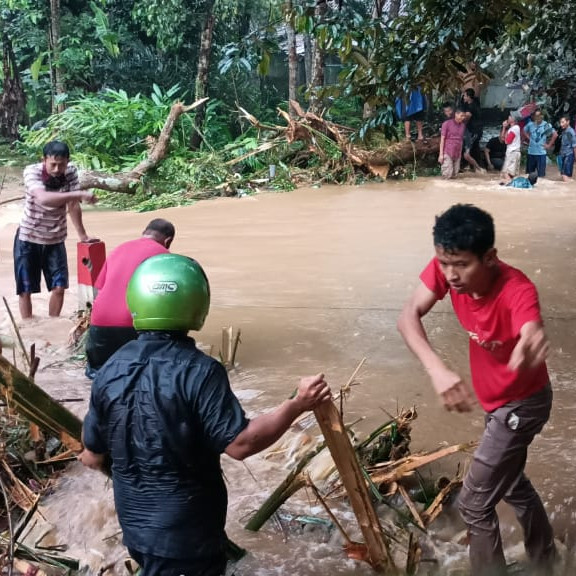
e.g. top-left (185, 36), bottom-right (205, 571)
top-left (307, 0), bottom-right (327, 113)
top-left (49, 0), bottom-right (65, 112)
top-left (286, 0), bottom-right (298, 113)
top-left (0, 32), bottom-right (26, 141)
top-left (190, 0), bottom-right (216, 149)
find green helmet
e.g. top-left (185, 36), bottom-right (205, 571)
top-left (126, 253), bottom-right (210, 331)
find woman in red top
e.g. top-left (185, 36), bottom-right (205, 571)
top-left (398, 204), bottom-right (555, 576)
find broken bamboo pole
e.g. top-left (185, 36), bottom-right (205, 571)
top-left (314, 400), bottom-right (395, 573)
top-left (3, 297), bottom-right (30, 370)
top-left (368, 442), bottom-right (476, 487)
top-left (0, 355), bottom-right (82, 451)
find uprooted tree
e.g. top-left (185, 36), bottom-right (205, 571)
top-left (77, 98), bottom-right (207, 193)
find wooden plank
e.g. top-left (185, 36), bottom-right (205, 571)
top-left (314, 400), bottom-right (395, 572)
top-left (0, 354), bottom-right (83, 451)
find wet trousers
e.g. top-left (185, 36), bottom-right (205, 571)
top-left (458, 384), bottom-right (555, 576)
top-left (128, 548), bottom-right (227, 576)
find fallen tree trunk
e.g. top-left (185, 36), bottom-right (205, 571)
top-left (280, 100), bottom-right (439, 179)
top-left (77, 98), bottom-right (207, 193)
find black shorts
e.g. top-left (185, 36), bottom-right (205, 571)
top-left (85, 325), bottom-right (137, 373)
top-left (464, 130), bottom-right (481, 153)
top-left (13, 231), bottom-right (69, 295)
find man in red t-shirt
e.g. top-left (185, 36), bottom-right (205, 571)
top-left (397, 204), bottom-right (555, 576)
top-left (85, 218), bottom-right (175, 377)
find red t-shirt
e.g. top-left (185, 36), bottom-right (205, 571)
top-left (90, 237), bottom-right (169, 327)
top-left (420, 257), bottom-right (549, 412)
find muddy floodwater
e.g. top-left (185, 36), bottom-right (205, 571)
top-left (1, 172), bottom-right (576, 575)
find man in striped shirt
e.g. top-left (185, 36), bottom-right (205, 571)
top-left (14, 141), bottom-right (98, 319)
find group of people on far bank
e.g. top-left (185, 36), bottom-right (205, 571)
top-left (438, 90), bottom-right (576, 186)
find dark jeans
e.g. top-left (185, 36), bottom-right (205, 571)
top-left (13, 230), bottom-right (68, 294)
top-left (128, 548), bottom-right (227, 576)
top-left (458, 384), bottom-right (555, 576)
top-left (526, 154), bottom-right (547, 177)
top-left (85, 325), bottom-right (137, 375)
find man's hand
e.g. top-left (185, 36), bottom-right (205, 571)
top-left (293, 373), bottom-right (332, 411)
top-left (429, 367), bottom-right (475, 412)
top-left (78, 448), bottom-right (106, 471)
top-left (81, 191), bottom-right (98, 205)
top-left (508, 322), bottom-right (549, 372)
top-left (438, 154), bottom-right (444, 164)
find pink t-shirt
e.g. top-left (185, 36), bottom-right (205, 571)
top-left (90, 237), bottom-right (169, 327)
top-left (441, 119), bottom-right (466, 160)
top-left (420, 257), bottom-right (549, 412)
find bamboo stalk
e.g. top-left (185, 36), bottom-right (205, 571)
top-left (397, 484), bottom-right (426, 531)
top-left (0, 355), bottom-right (83, 450)
top-left (0, 471), bottom-right (15, 576)
top-left (230, 328), bottom-right (242, 367)
top-left (368, 442), bottom-right (477, 487)
top-left (244, 472), bottom-right (307, 532)
top-left (314, 400), bottom-right (395, 572)
top-left (421, 476), bottom-right (463, 527)
top-left (221, 326), bottom-right (233, 366)
top-left (3, 297), bottom-right (30, 369)
top-left (305, 474), bottom-right (354, 545)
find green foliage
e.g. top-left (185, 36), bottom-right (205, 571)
top-left (18, 85), bottom-right (191, 171)
top-left (287, 0), bottom-right (532, 136)
top-left (90, 1), bottom-right (120, 58)
top-left (132, 0), bottom-right (191, 52)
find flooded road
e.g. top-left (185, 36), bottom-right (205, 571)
top-left (1, 172), bottom-right (576, 574)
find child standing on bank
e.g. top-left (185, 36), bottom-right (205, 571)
top-left (500, 114), bottom-right (522, 184)
top-left (439, 108), bottom-right (466, 179)
top-left (559, 115), bottom-right (576, 182)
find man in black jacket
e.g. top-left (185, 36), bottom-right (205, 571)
top-left (79, 254), bottom-right (331, 576)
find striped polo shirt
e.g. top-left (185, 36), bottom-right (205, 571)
top-left (19, 162), bottom-right (79, 245)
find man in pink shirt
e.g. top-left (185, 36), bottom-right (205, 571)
top-left (85, 219), bottom-right (175, 377)
top-left (398, 204), bottom-right (555, 576)
top-left (438, 108), bottom-right (466, 179)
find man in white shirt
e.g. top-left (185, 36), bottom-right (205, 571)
top-left (500, 114), bottom-right (522, 184)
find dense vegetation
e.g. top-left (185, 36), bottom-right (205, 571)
top-left (1, 0), bottom-right (575, 208)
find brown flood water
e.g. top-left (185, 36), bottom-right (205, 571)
top-left (1, 171), bottom-right (576, 575)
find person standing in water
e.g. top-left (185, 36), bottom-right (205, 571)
top-left (79, 254), bottom-right (332, 576)
top-left (397, 204), bottom-right (555, 576)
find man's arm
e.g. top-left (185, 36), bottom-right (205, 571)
top-left (68, 200), bottom-right (98, 243)
top-left (397, 282), bottom-right (475, 412)
top-left (225, 373), bottom-right (331, 460)
top-left (484, 146), bottom-right (491, 167)
top-left (508, 321), bottom-right (549, 372)
top-left (30, 187), bottom-right (96, 208)
top-left (438, 133), bottom-right (445, 163)
top-left (545, 130), bottom-right (558, 150)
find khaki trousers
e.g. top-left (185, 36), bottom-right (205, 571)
top-left (458, 384), bottom-right (555, 576)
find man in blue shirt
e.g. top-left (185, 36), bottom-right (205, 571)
top-left (559, 115), bottom-right (576, 182)
top-left (523, 110), bottom-right (557, 177)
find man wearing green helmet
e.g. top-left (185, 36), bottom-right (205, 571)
top-left (79, 254), bottom-right (331, 576)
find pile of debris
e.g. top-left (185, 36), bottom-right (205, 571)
top-left (245, 359), bottom-right (476, 574)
